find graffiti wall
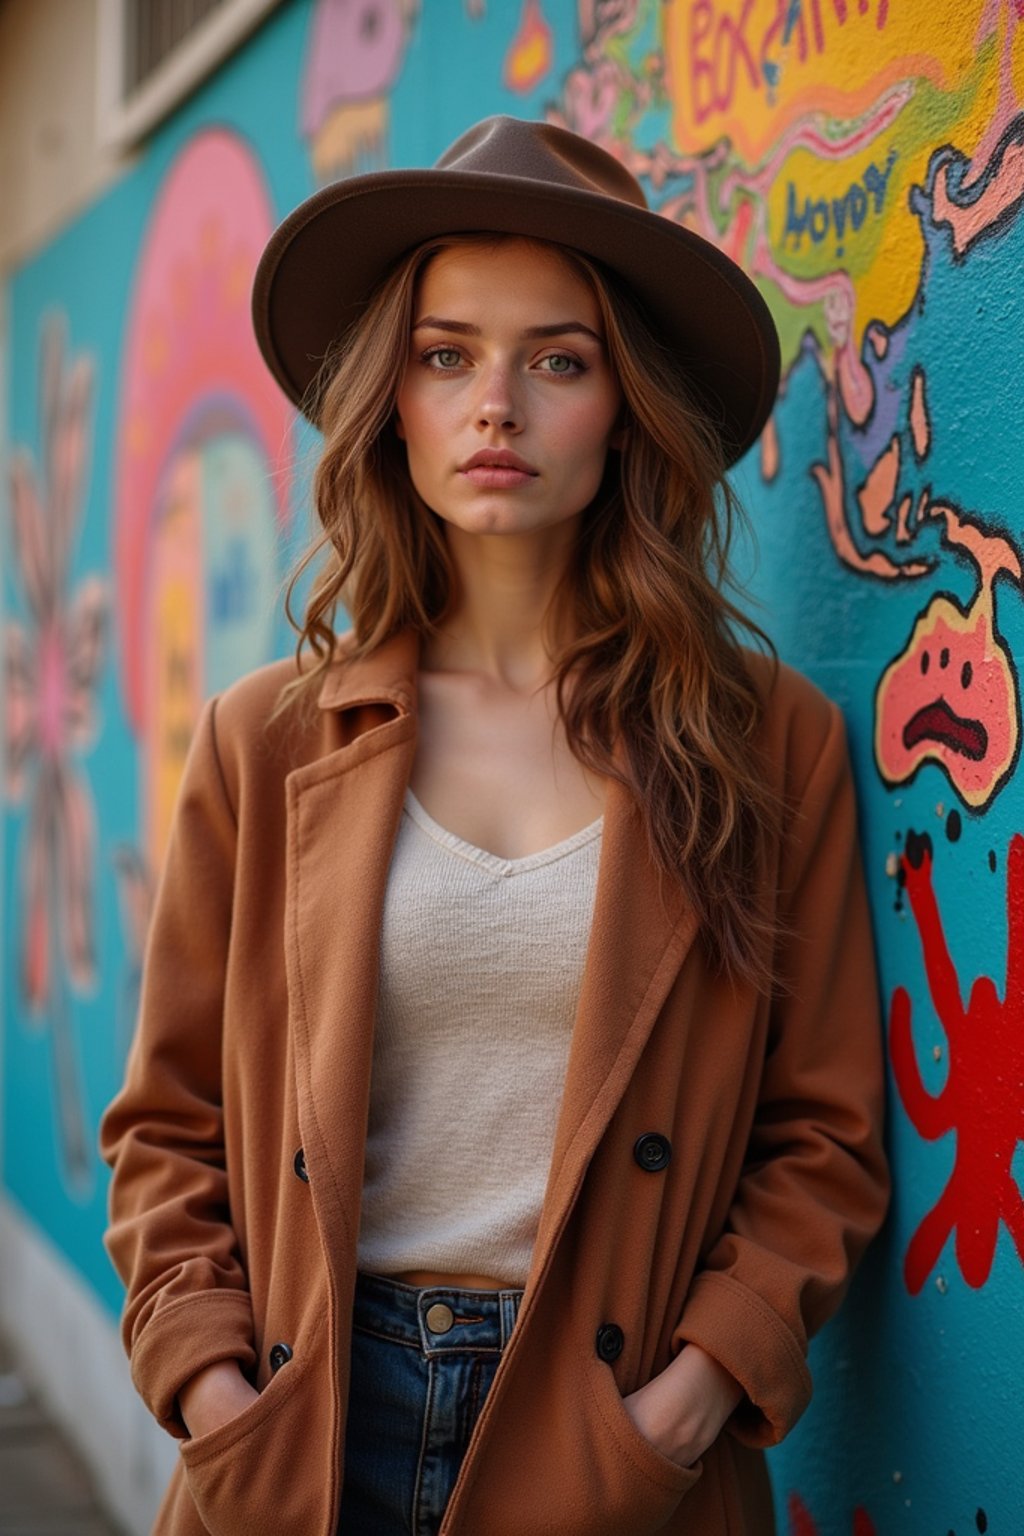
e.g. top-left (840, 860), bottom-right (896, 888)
top-left (3, 0), bottom-right (1022, 1528)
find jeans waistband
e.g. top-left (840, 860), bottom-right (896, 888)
top-left (352, 1270), bottom-right (524, 1357)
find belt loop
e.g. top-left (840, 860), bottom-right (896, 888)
top-left (500, 1289), bottom-right (523, 1347)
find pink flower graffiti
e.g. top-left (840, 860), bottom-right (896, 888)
top-left (4, 316), bottom-right (108, 1191)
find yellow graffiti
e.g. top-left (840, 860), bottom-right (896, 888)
top-left (147, 452), bottom-right (203, 870)
top-left (664, 0), bottom-right (1024, 340)
top-left (503, 0), bottom-right (553, 93)
top-left (667, 0), bottom-right (1018, 159)
top-left (310, 98), bottom-right (389, 183)
top-left (151, 574), bottom-right (199, 867)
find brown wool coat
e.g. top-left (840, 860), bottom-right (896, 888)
top-left (99, 627), bottom-right (890, 1536)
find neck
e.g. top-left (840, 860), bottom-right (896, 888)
top-left (425, 520), bottom-right (580, 691)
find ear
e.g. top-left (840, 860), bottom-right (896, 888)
top-left (393, 412), bottom-right (406, 442)
top-left (609, 424), bottom-right (628, 453)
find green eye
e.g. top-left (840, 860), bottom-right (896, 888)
top-left (435, 349), bottom-right (461, 367)
top-left (545, 354), bottom-right (576, 373)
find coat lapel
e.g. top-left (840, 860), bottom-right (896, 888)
top-left (283, 629), bottom-right (420, 1249)
top-left (282, 628), bottom-right (699, 1275)
top-left (528, 763), bottom-right (699, 1283)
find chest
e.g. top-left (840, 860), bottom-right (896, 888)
top-left (408, 669), bottom-right (606, 859)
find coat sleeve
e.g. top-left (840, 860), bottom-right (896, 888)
top-left (672, 699), bottom-right (890, 1448)
top-left (98, 694), bottom-right (257, 1439)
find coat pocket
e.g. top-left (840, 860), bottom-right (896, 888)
top-left (584, 1355), bottom-right (703, 1524)
top-left (441, 1347), bottom-right (703, 1536)
top-left (178, 1312), bottom-right (332, 1536)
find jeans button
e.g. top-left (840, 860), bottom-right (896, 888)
top-left (425, 1302), bottom-right (455, 1334)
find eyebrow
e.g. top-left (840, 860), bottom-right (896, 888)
top-left (412, 316), bottom-right (604, 343)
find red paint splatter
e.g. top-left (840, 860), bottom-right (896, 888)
top-left (787, 1493), bottom-right (877, 1535)
top-left (788, 1491), bottom-right (817, 1536)
top-left (889, 832), bottom-right (1024, 1293)
top-left (722, 196), bottom-right (755, 264)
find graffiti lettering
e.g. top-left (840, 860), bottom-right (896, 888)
top-left (687, 0), bottom-right (891, 125)
top-left (690, 0), bottom-right (759, 124)
top-left (784, 150), bottom-right (897, 254)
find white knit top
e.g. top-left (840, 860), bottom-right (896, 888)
top-left (356, 789), bottom-right (602, 1284)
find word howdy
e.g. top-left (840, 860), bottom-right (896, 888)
top-left (785, 152), bottom-right (898, 256)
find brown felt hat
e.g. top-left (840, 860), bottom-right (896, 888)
top-left (252, 115), bottom-right (780, 467)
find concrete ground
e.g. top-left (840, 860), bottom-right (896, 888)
top-left (0, 1330), bottom-right (125, 1536)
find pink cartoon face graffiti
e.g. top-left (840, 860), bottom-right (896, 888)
top-left (875, 587), bottom-right (1019, 808)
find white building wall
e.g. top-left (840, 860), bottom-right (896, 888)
top-left (0, 0), bottom-right (124, 272)
top-left (0, 1194), bottom-right (175, 1534)
top-left (0, 7), bottom-right (149, 1530)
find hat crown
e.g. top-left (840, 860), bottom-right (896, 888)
top-left (434, 115), bottom-right (649, 213)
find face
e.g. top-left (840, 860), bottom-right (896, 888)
top-left (393, 239), bottom-right (624, 541)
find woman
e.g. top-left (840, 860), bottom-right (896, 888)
top-left (100, 117), bottom-right (889, 1536)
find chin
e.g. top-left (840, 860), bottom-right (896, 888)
top-left (451, 499), bottom-right (587, 540)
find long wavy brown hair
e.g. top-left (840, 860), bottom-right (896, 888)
top-left (272, 232), bottom-right (782, 990)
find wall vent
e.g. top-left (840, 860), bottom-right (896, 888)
top-left (98, 0), bottom-right (283, 150)
top-left (124, 0), bottom-right (232, 97)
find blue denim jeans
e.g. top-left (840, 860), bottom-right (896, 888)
top-left (338, 1271), bottom-right (524, 1535)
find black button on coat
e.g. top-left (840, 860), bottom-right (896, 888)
top-left (595, 1324), bottom-right (625, 1363)
top-left (268, 1342), bottom-right (293, 1372)
top-left (633, 1132), bottom-right (672, 1172)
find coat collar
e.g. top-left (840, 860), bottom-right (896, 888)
top-left (288, 625), bottom-right (699, 1289)
top-left (314, 626), bottom-right (420, 717)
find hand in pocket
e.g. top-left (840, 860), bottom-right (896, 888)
top-left (621, 1343), bottom-right (744, 1470)
top-left (179, 1359), bottom-right (261, 1440)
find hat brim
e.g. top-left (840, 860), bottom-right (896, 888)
top-left (252, 169), bottom-right (780, 468)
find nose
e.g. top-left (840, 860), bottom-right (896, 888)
top-left (475, 361), bottom-right (522, 433)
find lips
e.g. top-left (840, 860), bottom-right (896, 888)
top-left (459, 450), bottom-right (538, 474)
top-left (458, 449), bottom-right (539, 491)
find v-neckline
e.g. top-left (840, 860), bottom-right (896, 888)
top-left (403, 789), bottom-right (603, 879)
